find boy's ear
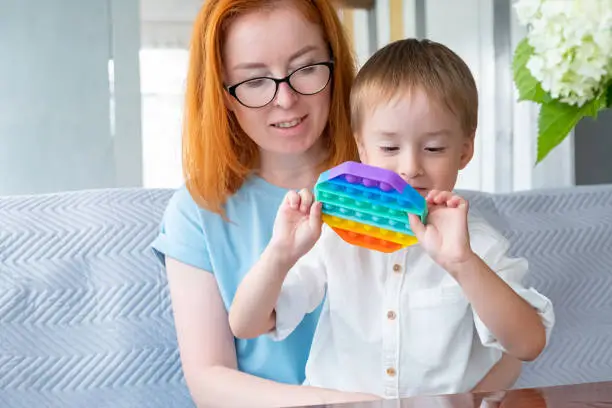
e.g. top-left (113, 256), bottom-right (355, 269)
top-left (356, 135), bottom-right (367, 162)
top-left (459, 133), bottom-right (475, 170)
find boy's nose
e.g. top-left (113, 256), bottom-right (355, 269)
top-left (399, 157), bottom-right (423, 179)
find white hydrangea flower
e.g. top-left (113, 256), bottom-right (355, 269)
top-left (514, 0), bottom-right (543, 24)
top-left (514, 0), bottom-right (612, 107)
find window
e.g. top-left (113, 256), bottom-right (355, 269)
top-left (140, 49), bottom-right (189, 188)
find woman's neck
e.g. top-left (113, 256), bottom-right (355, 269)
top-left (257, 144), bottom-right (327, 190)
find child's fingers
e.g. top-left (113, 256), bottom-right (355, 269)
top-left (408, 213), bottom-right (426, 240)
top-left (426, 190), bottom-right (449, 204)
top-left (425, 189), bottom-right (439, 202)
top-left (298, 188), bottom-right (313, 213)
top-left (309, 201), bottom-right (323, 231)
top-left (427, 190), bottom-right (464, 207)
top-left (447, 195), bottom-right (461, 207)
top-left (456, 196), bottom-right (469, 211)
top-left (433, 191), bottom-right (454, 205)
top-left (285, 190), bottom-right (301, 210)
top-left (447, 195), bottom-right (468, 209)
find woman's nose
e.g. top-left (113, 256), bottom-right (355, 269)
top-left (273, 82), bottom-right (298, 109)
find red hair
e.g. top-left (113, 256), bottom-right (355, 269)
top-left (183, 0), bottom-right (358, 214)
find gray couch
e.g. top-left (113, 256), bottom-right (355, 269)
top-left (1, 185), bottom-right (611, 407)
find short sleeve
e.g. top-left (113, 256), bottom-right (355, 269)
top-left (470, 222), bottom-right (555, 352)
top-left (151, 186), bottom-right (213, 273)
top-left (267, 228), bottom-right (331, 342)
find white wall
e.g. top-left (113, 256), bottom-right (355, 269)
top-left (0, 0), bottom-right (142, 195)
top-left (347, 0), bottom-right (575, 193)
top-left (111, 0), bottom-right (144, 188)
top-left (140, 49), bottom-right (188, 189)
top-left (346, 0), bottom-right (493, 192)
top-left (1, 0), bottom-right (574, 194)
top-left (424, 0), bottom-right (494, 192)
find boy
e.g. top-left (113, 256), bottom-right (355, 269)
top-left (229, 39), bottom-right (554, 398)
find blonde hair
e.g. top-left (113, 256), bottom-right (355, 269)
top-left (183, 0), bottom-right (358, 214)
top-left (351, 38), bottom-right (478, 137)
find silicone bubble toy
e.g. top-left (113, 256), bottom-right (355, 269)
top-left (314, 161), bottom-right (427, 253)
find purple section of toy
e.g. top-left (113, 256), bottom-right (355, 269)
top-left (327, 161), bottom-right (408, 194)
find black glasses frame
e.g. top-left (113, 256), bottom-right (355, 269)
top-left (225, 61), bottom-right (335, 108)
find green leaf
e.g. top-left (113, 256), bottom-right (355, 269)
top-left (542, 93), bottom-right (555, 104)
top-left (512, 38), bottom-right (548, 104)
top-left (606, 81), bottom-right (612, 108)
top-left (536, 99), bottom-right (598, 164)
top-left (585, 95), bottom-right (603, 118)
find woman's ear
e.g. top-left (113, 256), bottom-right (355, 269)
top-left (223, 89), bottom-right (235, 112)
top-left (459, 134), bottom-right (475, 170)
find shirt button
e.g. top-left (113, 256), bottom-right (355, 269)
top-left (393, 264), bottom-right (402, 273)
top-left (386, 367), bottom-right (396, 377)
top-left (387, 310), bottom-right (396, 320)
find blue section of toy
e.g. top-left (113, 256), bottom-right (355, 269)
top-left (314, 162), bottom-right (427, 236)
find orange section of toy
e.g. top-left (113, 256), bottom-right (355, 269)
top-left (331, 227), bottom-right (407, 253)
top-left (322, 214), bottom-right (418, 248)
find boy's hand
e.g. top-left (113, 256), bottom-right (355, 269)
top-left (270, 189), bottom-right (323, 262)
top-left (408, 190), bottom-right (474, 272)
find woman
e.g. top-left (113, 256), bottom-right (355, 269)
top-left (151, 0), bottom-right (377, 406)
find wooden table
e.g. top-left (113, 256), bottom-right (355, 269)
top-left (308, 381), bottom-right (612, 407)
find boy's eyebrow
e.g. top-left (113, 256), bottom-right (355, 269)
top-left (375, 130), bottom-right (399, 137)
top-left (232, 45), bottom-right (319, 71)
top-left (373, 129), bottom-right (454, 138)
top-left (424, 129), bottom-right (452, 137)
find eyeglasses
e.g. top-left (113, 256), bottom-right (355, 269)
top-left (226, 61), bottom-right (334, 108)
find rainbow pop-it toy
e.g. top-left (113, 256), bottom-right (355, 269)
top-left (314, 161), bottom-right (427, 253)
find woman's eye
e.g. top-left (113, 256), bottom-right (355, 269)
top-left (243, 79), bottom-right (266, 88)
top-left (380, 146), bottom-right (399, 152)
top-left (298, 66), bottom-right (316, 74)
top-left (425, 147), bottom-right (446, 152)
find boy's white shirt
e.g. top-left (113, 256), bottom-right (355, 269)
top-left (269, 215), bottom-right (555, 399)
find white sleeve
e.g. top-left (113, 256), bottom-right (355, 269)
top-left (470, 223), bottom-right (555, 352)
top-left (267, 228), bottom-right (330, 342)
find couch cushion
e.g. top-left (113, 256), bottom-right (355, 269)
top-left (1, 185), bottom-right (611, 406)
top-left (0, 188), bottom-right (191, 407)
top-left (461, 185), bottom-right (612, 388)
